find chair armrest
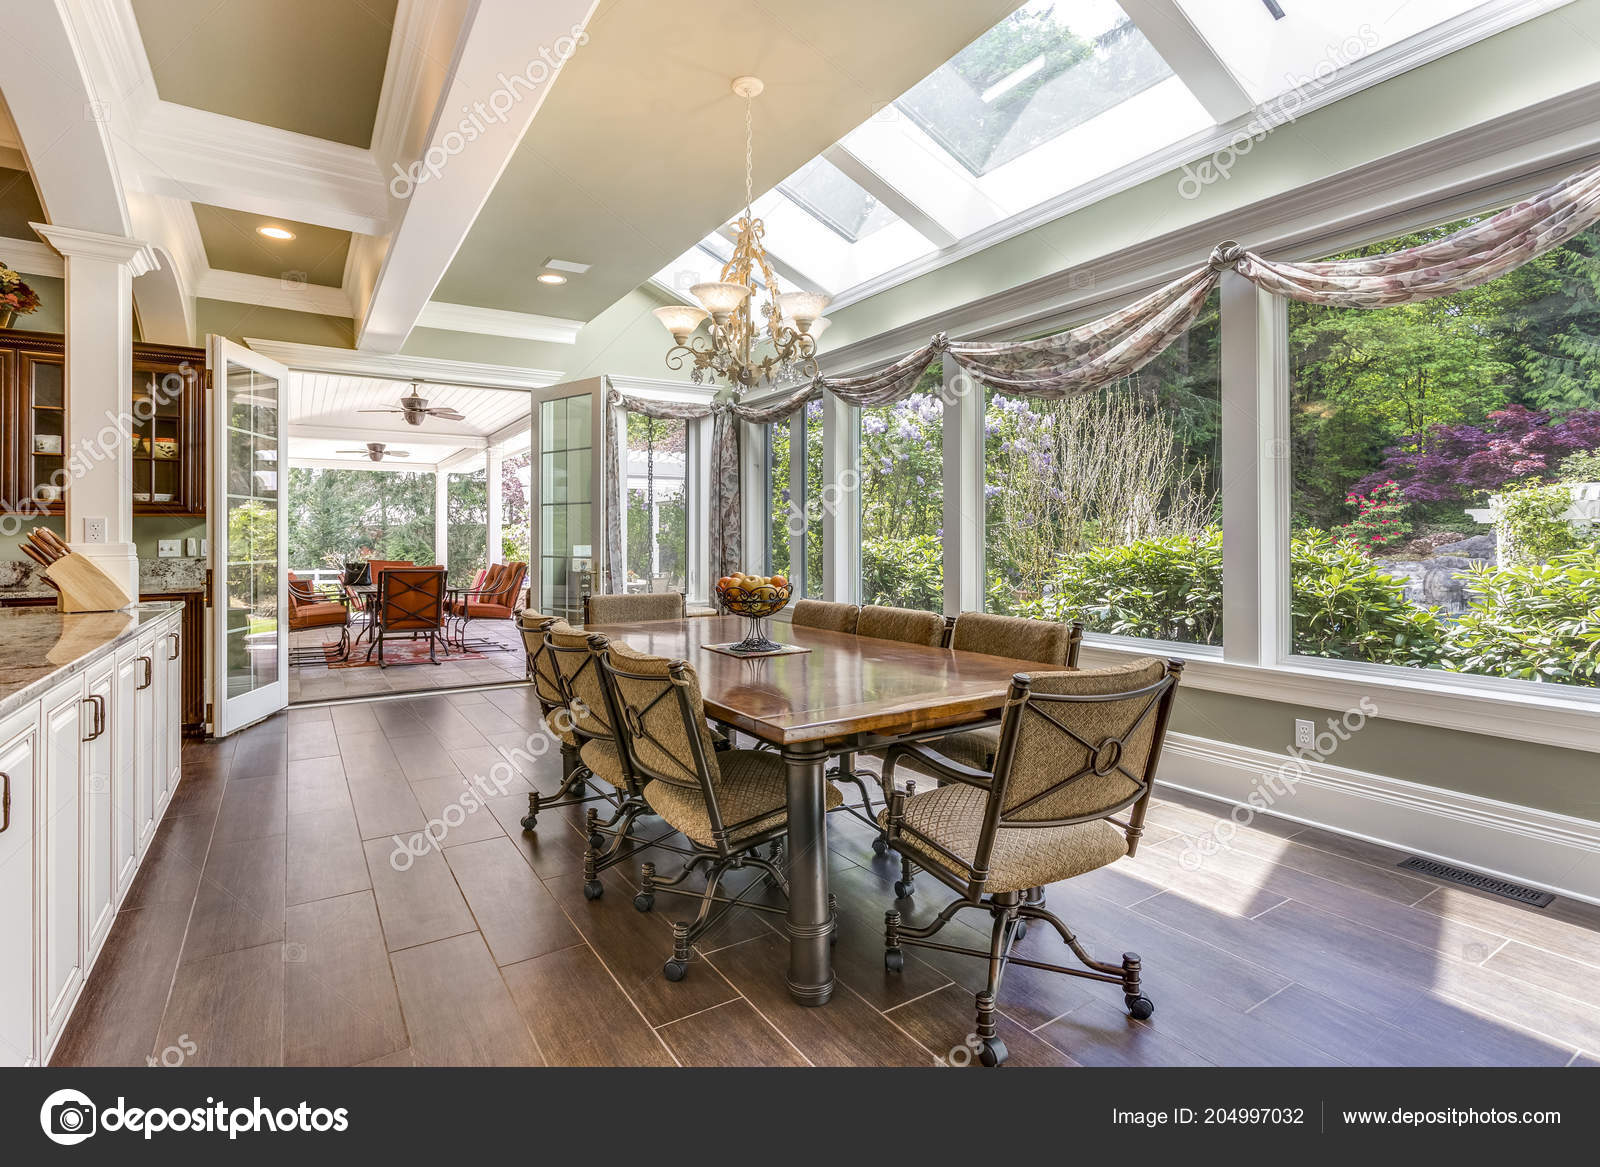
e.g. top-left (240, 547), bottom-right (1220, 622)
top-left (882, 741), bottom-right (994, 791)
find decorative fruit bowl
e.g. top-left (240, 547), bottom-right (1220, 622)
top-left (715, 572), bottom-right (793, 653)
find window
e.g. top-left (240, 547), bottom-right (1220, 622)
top-left (984, 292), bottom-right (1221, 645)
top-left (287, 466), bottom-right (436, 574)
top-left (1289, 220), bottom-right (1600, 689)
top-left (540, 393), bottom-right (593, 623)
top-left (623, 413), bottom-right (689, 594)
top-left (446, 469), bottom-right (487, 590)
top-left (858, 365), bottom-right (944, 611)
top-left (765, 405), bottom-right (824, 596)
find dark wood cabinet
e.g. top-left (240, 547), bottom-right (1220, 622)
top-left (0, 328), bottom-right (206, 516)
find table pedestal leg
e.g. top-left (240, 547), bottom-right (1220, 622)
top-left (782, 741), bottom-right (833, 1006)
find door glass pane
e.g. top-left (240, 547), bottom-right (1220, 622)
top-left (859, 369), bottom-right (943, 611)
top-left (540, 392), bottom-right (594, 622)
top-left (623, 413), bottom-right (688, 594)
top-left (223, 362), bottom-right (281, 698)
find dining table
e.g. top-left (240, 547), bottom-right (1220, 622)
top-left (581, 613), bottom-right (1069, 1007)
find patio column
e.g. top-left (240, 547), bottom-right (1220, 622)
top-left (485, 444), bottom-right (503, 566)
top-left (433, 469), bottom-right (449, 568)
top-left (33, 224), bottom-right (159, 599)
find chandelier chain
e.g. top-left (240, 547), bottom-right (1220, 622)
top-left (743, 94), bottom-right (754, 217)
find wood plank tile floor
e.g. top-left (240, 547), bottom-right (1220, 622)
top-left (52, 687), bottom-right (1600, 1067)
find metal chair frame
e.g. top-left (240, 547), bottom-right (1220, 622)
top-left (366, 567), bottom-right (449, 666)
top-left (879, 660), bottom-right (1182, 1066)
top-left (518, 617), bottom-right (619, 831)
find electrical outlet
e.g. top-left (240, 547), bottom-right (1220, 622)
top-left (185, 537), bottom-right (199, 557)
top-left (82, 516), bottom-right (107, 544)
top-left (157, 539), bottom-right (181, 558)
top-left (1293, 719), bottom-right (1316, 750)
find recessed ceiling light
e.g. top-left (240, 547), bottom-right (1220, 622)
top-left (537, 272), bottom-right (567, 285)
top-left (257, 225), bottom-right (295, 240)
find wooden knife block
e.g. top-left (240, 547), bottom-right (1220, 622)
top-left (44, 554), bottom-right (136, 613)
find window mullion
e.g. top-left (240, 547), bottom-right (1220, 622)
top-left (943, 361), bottom-right (983, 616)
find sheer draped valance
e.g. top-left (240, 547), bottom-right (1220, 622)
top-left (600, 156), bottom-right (1600, 597)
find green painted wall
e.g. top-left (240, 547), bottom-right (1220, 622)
top-left (196, 298), bottom-right (354, 348)
top-left (5, 273), bottom-right (65, 333)
top-left (132, 515), bottom-right (206, 559)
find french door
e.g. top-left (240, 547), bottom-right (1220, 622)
top-left (529, 377), bottom-right (607, 623)
top-left (208, 338), bottom-right (290, 735)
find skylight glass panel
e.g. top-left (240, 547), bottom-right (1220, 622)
top-left (777, 157), bottom-right (899, 242)
top-left (894, 0), bottom-right (1178, 177)
top-left (1173, 0), bottom-right (1490, 105)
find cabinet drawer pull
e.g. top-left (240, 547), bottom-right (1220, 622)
top-left (168, 631), bottom-right (180, 660)
top-left (80, 694), bottom-right (107, 742)
top-left (1, 772), bottom-right (9, 833)
top-left (137, 654), bottom-right (153, 690)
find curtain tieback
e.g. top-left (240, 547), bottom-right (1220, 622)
top-left (1207, 241), bottom-right (1245, 271)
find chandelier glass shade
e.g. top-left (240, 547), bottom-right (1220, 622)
top-left (654, 77), bottom-right (830, 396)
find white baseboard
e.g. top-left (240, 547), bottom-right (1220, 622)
top-left (1160, 733), bottom-right (1600, 907)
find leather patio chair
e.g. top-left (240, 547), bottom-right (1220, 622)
top-left (368, 566), bottom-right (447, 666)
top-left (286, 572), bottom-right (351, 664)
top-left (879, 657), bottom-right (1183, 1066)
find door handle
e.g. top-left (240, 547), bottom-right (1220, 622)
top-left (80, 694), bottom-right (106, 742)
top-left (1, 772), bottom-right (9, 833)
top-left (168, 631), bottom-right (180, 661)
top-left (137, 654), bottom-right (153, 690)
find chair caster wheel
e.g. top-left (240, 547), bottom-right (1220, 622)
top-left (633, 893), bottom-right (654, 913)
top-left (871, 835), bottom-right (888, 856)
top-left (893, 880), bottom-right (914, 899)
top-left (978, 1038), bottom-right (1008, 1067)
top-left (1013, 920), bottom-right (1028, 942)
top-left (663, 959), bottom-right (688, 982)
top-left (1126, 995), bottom-right (1155, 1020)
top-left (582, 879), bottom-right (604, 901)
top-left (520, 813), bottom-right (538, 831)
top-left (587, 831), bottom-right (607, 851)
top-left (885, 947), bottom-right (904, 972)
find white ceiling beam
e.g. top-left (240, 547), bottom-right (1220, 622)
top-left (417, 300), bottom-right (583, 343)
top-left (356, 0), bottom-right (602, 352)
top-left (290, 422), bottom-right (488, 449)
top-left (292, 457), bottom-right (441, 474)
top-left (485, 413), bottom-right (533, 449)
top-left (435, 447), bottom-right (485, 474)
top-left (246, 337), bottom-right (562, 388)
top-left (1118, 0), bottom-right (1255, 124)
top-left (821, 144), bottom-right (959, 250)
top-left (195, 269), bottom-right (354, 318)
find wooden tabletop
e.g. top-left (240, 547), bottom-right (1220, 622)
top-left (582, 615), bottom-right (1064, 747)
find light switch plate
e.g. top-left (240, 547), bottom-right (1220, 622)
top-left (185, 537), bottom-right (199, 557)
top-left (157, 539), bottom-right (181, 558)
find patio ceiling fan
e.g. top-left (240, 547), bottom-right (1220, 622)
top-left (337, 442), bottom-right (411, 462)
top-left (357, 382), bottom-right (465, 427)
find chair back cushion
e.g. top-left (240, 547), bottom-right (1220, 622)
top-left (496, 562), bottom-right (527, 607)
top-left (548, 628), bottom-right (614, 738)
top-left (951, 612), bottom-right (1081, 666)
top-left (518, 613), bottom-right (571, 710)
top-left (995, 658), bottom-right (1175, 824)
top-left (366, 560), bottom-right (413, 592)
top-left (467, 567), bottom-right (488, 593)
top-left (586, 591), bottom-right (685, 625)
top-left (857, 604), bottom-right (945, 646)
top-left (379, 567), bottom-right (446, 631)
top-left (596, 640), bottom-right (718, 788)
top-left (791, 599), bottom-right (860, 635)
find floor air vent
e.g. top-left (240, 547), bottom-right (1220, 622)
top-left (1398, 857), bottom-right (1555, 907)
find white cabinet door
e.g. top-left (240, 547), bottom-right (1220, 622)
top-left (39, 676), bottom-right (85, 1055)
top-left (160, 618), bottom-right (181, 811)
top-left (81, 661), bottom-right (116, 961)
top-left (0, 705), bottom-right (40, 1067)
top-left (132, 637), bottom-right (158, 857)
top-left (113, 644), bottom-right (140, 896)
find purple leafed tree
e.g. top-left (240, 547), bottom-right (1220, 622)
top-left (1353, 405), bottom-right (1600, 502)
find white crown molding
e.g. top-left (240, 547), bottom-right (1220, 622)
top-left (370, 0), bottom-right (469, 171)
top-left (821, 77), bottom-right (1600, 377)
top-left (195, 269), bottom-right (354, 319)
top-left (417, 300), bottom-right (584, 344)
top-left (822, 0), bottom-right (1578, 317)
top-left (0, 237), bottom-right (65, 277)
top-left (32, 223), bottom-right (157, 275)
top-left (1163, 733), bottom-right (1600, 906)
top-left (244, 337), bottom-right (562, 389)
top-left (605, 374), bottom-right (710, 401)
top-left (289, 422), bottom-right (487, 450)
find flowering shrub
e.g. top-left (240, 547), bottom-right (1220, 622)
top-left (1334, 480), bottom-right (1410, 551)
top-left (1353, 405), bottom-right (1600, 503)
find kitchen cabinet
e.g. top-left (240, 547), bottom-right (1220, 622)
top-left (0, 328), bottom-right (207, 516)
top-left (0, 604), bottom-right (183, 1066)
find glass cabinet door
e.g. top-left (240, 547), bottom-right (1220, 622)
top-left (19, 351), bottom-right (66, 513)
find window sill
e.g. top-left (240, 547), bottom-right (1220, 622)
top-left (1076, 635), bottom-right (1600, 755)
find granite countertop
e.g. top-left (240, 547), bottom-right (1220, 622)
top-left (0, 556), bottom-right (206, 601)
top-left (0, 601), bottom-right (183, 721)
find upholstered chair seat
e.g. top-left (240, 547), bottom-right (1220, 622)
top-left (644, 751), bottom-right (843, 848)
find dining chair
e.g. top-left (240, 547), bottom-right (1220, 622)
top-left (856, 603), bottom-right (946, 647)
top-left (369, 566), bottom-right (447, 666)
top-left (790, 599), bottom-right (860, 634)
top-left (516, 613), bottom-right (617, 831)
top-left (878, 657), bottom-right (1183, 1066)
top-left (584, 591), bottom-right (685, 624)
top-left (594, 637), bottom-right (845, 982)
top-left (286, 572), bottom-right (351, 664)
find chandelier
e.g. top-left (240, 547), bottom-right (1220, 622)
top-left (653, 76), bottom-right (831, 399)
